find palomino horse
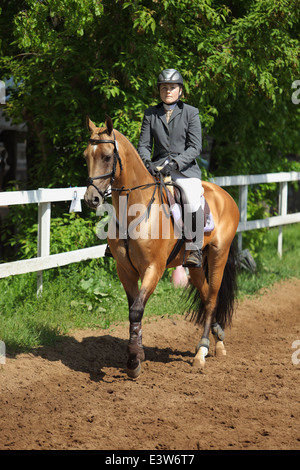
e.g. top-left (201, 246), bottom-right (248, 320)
top-left (84, 116), bottom-right (240, 378)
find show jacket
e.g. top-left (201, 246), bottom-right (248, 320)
top-left (137, 100), bottom-right (202, 179)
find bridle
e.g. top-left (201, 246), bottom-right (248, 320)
top-left (85, 130), bottom-right (171, 218)
top-left (86, 131), bottom-right (123, 200)
top-left (85, 129), bottom-right (174, 271)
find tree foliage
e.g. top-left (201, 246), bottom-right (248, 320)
top-left (1, 0), bottom-right (299, 189)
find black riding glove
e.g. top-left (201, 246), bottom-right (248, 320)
top-left (160, 161), bottom-right (178, 176)
top-left (145, 161), bottom-right (159, 176)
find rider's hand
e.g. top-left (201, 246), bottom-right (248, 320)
top-left (145, 161), bottom-right (159, 176)
top-left (160, 161), bottom-right (178, 176)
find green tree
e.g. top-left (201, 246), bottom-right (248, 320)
top-left (1, 0), bottom-right (299, 188)
top-left (0, 0), bottom-right (299, 260)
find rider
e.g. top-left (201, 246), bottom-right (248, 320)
top-left (137, 68), bottom-right (204, 268)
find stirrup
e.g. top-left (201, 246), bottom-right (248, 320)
top-left (104, 244), bottom-right (113, 258)
top-left (182, 248), bottom-right (202, 268)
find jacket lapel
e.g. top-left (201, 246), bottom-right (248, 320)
top-left (156, 105), bottom-right (168, 129)
top-left (168, 101), bottom-right (183, 124)
top-left (155, 100), bottom-right (183, 129)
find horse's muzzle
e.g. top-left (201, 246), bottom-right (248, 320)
top-left (84, 187), bottom-right (104, 209)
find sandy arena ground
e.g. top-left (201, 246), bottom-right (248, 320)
top-left (1, 278), bottom-right (300, 450)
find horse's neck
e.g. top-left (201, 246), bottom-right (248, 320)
top-left (112, 132), bottom-right (154, 212)
top-left (117, 131), bottom-right (152, 186)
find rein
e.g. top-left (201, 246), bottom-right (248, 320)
top-left (86, 133), bottom-right (173, 270)
top-left (86, 132), bottom-right (171, 217)
top-left (110, 175), bottom-right (172, 273)
top-left (111, 174), bottom-right (172, 221)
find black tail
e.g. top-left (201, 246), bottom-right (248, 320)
top-left (184, 240), bottom-right (238, 329)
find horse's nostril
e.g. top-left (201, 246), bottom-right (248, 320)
top-left (93, 196), bottom-right (100, 206)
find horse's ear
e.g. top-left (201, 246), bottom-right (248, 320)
top-left (105, 114), bottom-right (114, 136)
top-left (86, 116), bottom-right (96, 133)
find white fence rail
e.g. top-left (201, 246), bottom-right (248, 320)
top-left (0, 172), bottom-right (299, 293)
top-left (210, 171), bottom-right (300, 255)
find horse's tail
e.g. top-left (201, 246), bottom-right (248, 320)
top-left (184, 240), bottom-right (238, 329)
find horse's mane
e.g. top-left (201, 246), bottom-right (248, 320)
top-left (114, 129), bottom-right (146, 167)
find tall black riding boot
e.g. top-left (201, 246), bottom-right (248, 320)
top-left (182, 208), bottom-right (204, 268)
top-left (182, 247), bottom-right (203, 268)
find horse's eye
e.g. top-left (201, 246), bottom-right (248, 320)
top-left (104, 155), bottom-right (112, 162)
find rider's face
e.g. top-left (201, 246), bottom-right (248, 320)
top-left (159, 84), bottom-right (182, 104)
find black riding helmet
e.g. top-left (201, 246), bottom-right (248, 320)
top-left (157, 69), bottom-right (184, 87)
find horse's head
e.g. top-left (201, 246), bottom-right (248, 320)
top-left (84, 115), bottom-right (121, 209)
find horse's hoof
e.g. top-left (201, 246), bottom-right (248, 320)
top-left (215, 341), bottom-right (227, 357)
top-left (126, 360), bottom-right (141, 379)
top-left (192, 346), bottom-right (208, 370)
top-left (192, 357), bottom-right (205, 370)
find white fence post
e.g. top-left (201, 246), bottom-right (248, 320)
top-left (37, 197), bottom-right (51, 295)
top-left (238, 184), bottom-right (248, 252)
top-left (278, 181), bottom-right (288, 259)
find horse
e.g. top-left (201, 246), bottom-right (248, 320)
top-left (84, 115), bottom-right (240, 378)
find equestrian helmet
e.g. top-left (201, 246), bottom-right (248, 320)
top-left (157, 69), bottom-right (184, 87)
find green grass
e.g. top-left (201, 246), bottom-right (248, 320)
top-left (0, 224), bottom-right (299, 355)
top-left (237, 223), bottom-right (300, 296)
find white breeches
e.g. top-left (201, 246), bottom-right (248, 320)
top-left (172, 175), bottom-right (204, 213)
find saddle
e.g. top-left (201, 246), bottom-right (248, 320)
top-left (105, 175), bottom-right (215, 267)
top-left (164, 181), bottom-right (214, 267)
top-left (166, 182), bottom-right (215, 234)
top-left (156, 169), bottom-right (214, 233)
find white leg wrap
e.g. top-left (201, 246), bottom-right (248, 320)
top-left (193, 346), bottom-right (208, 369)
top-left (199, 346), bottom-right (208, 358)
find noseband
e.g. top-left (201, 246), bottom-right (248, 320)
top-left (86, 131), bottom-right (123, 200)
